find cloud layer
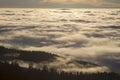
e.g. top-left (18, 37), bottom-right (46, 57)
top-left (0, 9), bottom-right (120, 73)
top-left (0, 0), bottom-right (120, 8)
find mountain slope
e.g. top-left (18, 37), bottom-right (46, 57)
top-left (0, 46), bottom-right (109, 73)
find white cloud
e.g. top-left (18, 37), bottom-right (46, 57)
top-left (0, 9), bottom-right (120, 73)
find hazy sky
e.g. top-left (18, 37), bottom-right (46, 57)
top-left (0, 0), bottom-right (120, 8)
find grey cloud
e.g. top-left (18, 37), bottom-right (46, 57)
top-left (0, 0), bottom-right (120, 8)
top-left (96, 51), bottom-right (120, 73)
top-left (0, 0), bottom-right (41, 7)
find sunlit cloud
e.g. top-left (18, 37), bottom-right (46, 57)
top-left (43, 0), bottom-right (103, 4)
top-left (0, 8), bottom-right (120, 73)
top-left (43, 0), bottom-right (120, 7)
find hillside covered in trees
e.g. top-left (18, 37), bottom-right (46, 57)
top-left (0, 46), bottom-right (120, 80)
top-left (0, 46), bottom-right (57, 62)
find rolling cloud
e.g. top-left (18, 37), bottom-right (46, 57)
top-left (0, 8), bottom-right (120, 72)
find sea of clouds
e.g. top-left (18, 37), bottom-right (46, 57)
top-left (0, 8), bottom-right (120, 73)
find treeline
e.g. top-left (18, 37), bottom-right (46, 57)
top-left (0, 62), bottom-right (120, 80)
